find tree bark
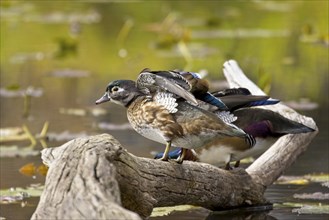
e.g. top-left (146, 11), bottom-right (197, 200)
top-left (32, 60), bottom-right (318, 219)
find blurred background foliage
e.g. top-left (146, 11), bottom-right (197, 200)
top-left (1, 0), bottom-right (328, 103)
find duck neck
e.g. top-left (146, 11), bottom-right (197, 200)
top-left (123, 91), bottom-right (144, 108)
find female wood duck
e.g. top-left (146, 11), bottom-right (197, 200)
top-left (95, 71), bottom-right (255, 164)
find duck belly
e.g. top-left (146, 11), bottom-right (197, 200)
top-left (197, 144), bottom-right (238, 166)
top-left (231, 137), bottom-right (278, 161)
top-left (134, 126), bottom-right (168, 145)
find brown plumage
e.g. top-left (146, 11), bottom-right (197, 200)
top-left (96, 79), bottom-right (252, 163)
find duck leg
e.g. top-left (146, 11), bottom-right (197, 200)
top-left (234, 160), bottom-right (240, 168)
top-left (158, 141), bottom-right (171, 161)
top-left (176, 148), bottom-right (187, 164)
top-left (225, 162), bottom-right (233, 170)
top-left (224, 154), bottom-right (233, 170)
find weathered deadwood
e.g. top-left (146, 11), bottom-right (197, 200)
top-left (223, 60), bottom-right (318, 186)
top-left (32, 60), bottom-right (318, 219)
top-left (32, 134), bottom-right (266, 219)
top-left (31, 137), bottom-right (141, 220)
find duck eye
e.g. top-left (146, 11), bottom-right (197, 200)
top-left (111, 86), bottom-right (119, 92)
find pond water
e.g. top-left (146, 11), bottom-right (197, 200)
top-left (0, 1), bottom-right (328, 219)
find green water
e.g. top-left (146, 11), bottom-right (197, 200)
top-left (0, 1), bottom-right (328, 219)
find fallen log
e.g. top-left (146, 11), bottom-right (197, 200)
top-left (31, 60), bottom-right (318, 219)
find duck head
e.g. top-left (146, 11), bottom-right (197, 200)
top-left (95, 80), bottom-right (142, 107)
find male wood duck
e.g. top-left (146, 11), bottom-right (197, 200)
top-left (150, 68), bottom-right (314, 169)
top-left (95, 71), bottom-right (255, 164)
top-left (155, 103), bottom-right (315, 169)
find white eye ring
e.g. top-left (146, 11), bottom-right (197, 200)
top-left (111, 86), bottom-right (119, 92)
top-left (110, 86), bottom-right (124, 93)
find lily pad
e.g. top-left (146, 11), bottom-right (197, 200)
top-left (275, 202), bottom-right (329, 215)
top-left (19, 163), bottom-right (37, 176)
top-left (59, 108), bottom-right (86, 116)
top-left (0, 146), bottom-right (40, 157)
top-left (0, 87), bottom-right (43, 98)
top-left (47, 131), bottom-right (88, 142)
top-left (275, 173), bottom-right (329, 185)
top-left (90, 107), bottom-right (107, 117)
top-left (321, 182), bottom-right (329, 188)
top-left (98, 122), bottom-right (132, 130)
top-left (305, 173), bottom-right (329, 183)
top-left (0, 184), bottom-right (44, 204)
top-left (0, 127), bottom-right (23, 138)
top-left (18, 163), bottom-right (48, 177)
top-left (50, 69), bottom-right (89, 78)
top-left (292, 204), bottom-right (329, 215)
top-left (275, 176), bottom-right (310, 185)
top-left (293, 192), bottom-right (329, 200)
top-left (151, 205), bottom-right (197, 217)
top-left (283, 98), bottom-right (319, 111)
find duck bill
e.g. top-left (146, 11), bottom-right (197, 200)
top-left (95, 93), bottom-right (111, 105)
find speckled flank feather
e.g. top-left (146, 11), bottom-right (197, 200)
top-left (127, 96), bottom-right (183, 143)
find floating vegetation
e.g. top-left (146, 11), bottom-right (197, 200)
top-left (293, 192), bottom-right (329, 200)
top-left (19, 163), bottom-right (48, 177)
top-left (304, 174), bottom-right (329, 183)
top-left (0, 85), bottom-right (44, 118)
top-left (151, 205), bottom-right (197, 217)
top-left (10, 52), bottom-right (47, 64)
top-left (0, 2), bottom-right (34, 19)
top-left (23, 10), bottom-right (101, 24)
top-left (0, 122), bottom-right (49, 149)
top-left (0, 146), bottom-right (39, 158)
top-left (292, 204), bottom-right (329, 215)
top-left (274, 174), bottom-right (329, 215)
top-left (59, 107), bottom-right (107, 117)
top-left (299, 24), bottom-right (329, 47)
top-left (283, 98), bottom-right (319, 111)
top-left (1, 4), bottom-right (101, 24)
top-left (192, 29), bottom-right (290, 39)
top-left (0, 86), bottom-right (43, 98)
top-left (59, 108), bottom-right (86, 116)
top-left (322, 182), bottom-right (329, 188)
top-left (274, 202), bottom-right (329, 215)
top-left (90, 107), bottom-right (107, 117)
top-left (47, 131), bottom-right (88, 142)
top-left (275, 173), bottom-right (329, 185)
top-left (155, 43), bottom-right (218, 59)
top-left (254, 1), bottom-right (293, 12)
top-left (49, 68), bottom-right (90, 78)
top-left (97, 122), bottom-right (132, 131)
top-left (0, 184), bottom-right (44, 204)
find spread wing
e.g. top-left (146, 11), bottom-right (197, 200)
top-left (137, 69), bottom-right (198, 105)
